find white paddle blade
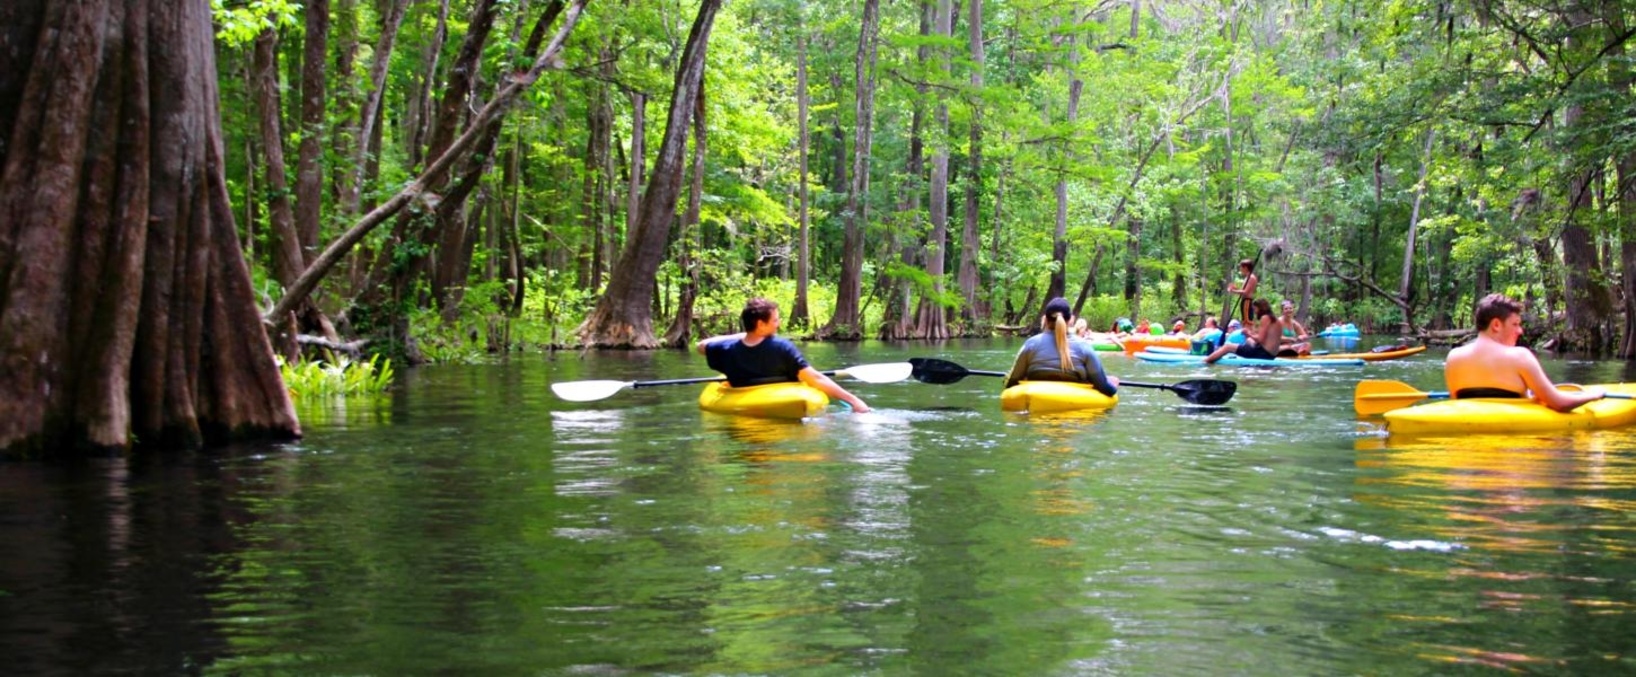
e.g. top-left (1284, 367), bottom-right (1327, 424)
top-left (550, 380), bottom-right (635, 402)
top-left (836, 362), bottom-right (913, 384)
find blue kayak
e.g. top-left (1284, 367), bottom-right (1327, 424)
top-left (1135, 351), bottom-right (1364, 367)
top-left (1317, 323), bottom-right (1360, 337)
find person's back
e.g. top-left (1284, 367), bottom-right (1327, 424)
top-left (1012, 333), bottom-right (1104, 378)
top-left (1445, 293), bottom-right (1602, 411)
top-left (1445, 337), bottom-right (1529, 396)
top-left (1005, 298), bottom-right (1118, 396)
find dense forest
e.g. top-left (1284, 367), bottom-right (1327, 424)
top-left (211, 0), bottom-right (1636, 353)
top-left (5, 0), bottom-right (1636, 454)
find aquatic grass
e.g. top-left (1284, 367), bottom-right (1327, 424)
top-left (278, 354), bottom-right (395, 398)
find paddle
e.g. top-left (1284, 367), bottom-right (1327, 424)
top-left (1353, 379), bottom-right (1633, 415)
top-left (550, 361), bottom-right (913, 402)
top-left (908, 357), bottom-right (1237, 406)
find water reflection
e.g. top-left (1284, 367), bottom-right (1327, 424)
top-left (1347, 432), bottom-right (1636, 671)
top-left (15, 347), bottom-right (1636, 674)
top-left (0, 451), bottom-right (266, 674)
top-left (903, 407), bottom-right (1114, 673)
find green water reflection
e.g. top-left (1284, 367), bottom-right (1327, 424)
top-left (4, 338), bottom-right (1636, 674)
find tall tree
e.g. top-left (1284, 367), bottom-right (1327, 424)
top-left (791, 28), bottom-right (813, 327)
top-left (295, 0), bottom-right (329, 253)
top-left (663, 82), bottom-right (708, 347)
top-left (579, 0), bottom-right (722, 347)
top-left (825, 0), bottom-right (882, 340)
top-left (957, 0), bottom-right (985, 326)
top-left (1049, 7), bottom-right (1082, 301)
top-left (249, 27), bottom-right (319, 352)
top-left (339, 0), bottom-right (410, 218)
top-left (1, 0), bottom-right (300, 457)
top-left (265, 0), bottom-right (588, 325)
top-left (914, 0), bottom-right (954, 339)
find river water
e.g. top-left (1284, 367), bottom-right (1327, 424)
top-left (5, 338), bottom-right (1636, 674)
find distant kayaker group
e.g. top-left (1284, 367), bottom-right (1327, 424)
top-left (562, 288), bottom-right (1609, 425)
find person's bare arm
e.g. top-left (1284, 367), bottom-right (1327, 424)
top-left (1516, 349), bottom-right (1604, 412)
top-left (799, 366), bottom-right (871, 413)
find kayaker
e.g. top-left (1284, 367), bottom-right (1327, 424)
top-left (696, 298), bottom-right (872, 413)
top-left (1072, 316), bottom-right (1090, 338)
top-left (1190, 317), bottom-right (1223, 354)
top-left (1203, 298), bottom-right (1281, 363)
top-left (1276, 300), bottom-right (1311, 356)
top-left (1003, 297), bottom-right (1119, 395)
top-left (1444, 293), bottom-right (1603, 411)
top-left (1191, 317), bottom-right (1221, 340)
top-left (1225, 259), bottom-right (1259, 323)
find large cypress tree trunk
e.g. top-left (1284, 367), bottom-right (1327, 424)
top-left (579, 0), bottom-right (721, 348)
top-left (0, 0), bottom-right (300, 458)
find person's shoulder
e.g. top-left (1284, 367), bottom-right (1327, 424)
top-left (767, 335), bottom-right (804, 351)
top-left (1501, 344), bottom-right (1542, 363)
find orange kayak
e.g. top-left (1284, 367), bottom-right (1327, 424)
top-left (1298, 345), bottom-right (1426, 362)
top-left (1120, 335), bottom-right (1192, 355)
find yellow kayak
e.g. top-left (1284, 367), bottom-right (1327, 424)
top-left (1000, 381), bottom-right (1118, 414)
top-left (1384, 383), bottom-right (1636, 434)
top-left (698, 381), bottom-right (827, 420)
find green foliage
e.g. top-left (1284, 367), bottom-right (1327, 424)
top-left (1075, 295), bottom-right (1130, 335)
top-left (212, 0), bottom-right (301, 46)
top-left (207, 0), bottom-right (1636, 353)
top-left (523, 268), bottom-right (598, 343)
top-left (279, 354), bottom-right (394, 398)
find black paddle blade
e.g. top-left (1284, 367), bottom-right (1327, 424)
top-left (1170, 379), bottom-right (1236, 405)
top-left (908, 357), bottom-right (971, 384)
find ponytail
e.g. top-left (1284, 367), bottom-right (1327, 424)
top-left (1051, 313), bottom-right (1071, 372)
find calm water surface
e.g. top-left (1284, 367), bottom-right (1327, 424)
top-left (5, 337), bottom-right (1636, 675)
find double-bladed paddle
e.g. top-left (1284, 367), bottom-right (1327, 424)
top-left (1353, 379), bottom-right (1632, 415)
top-left (551, 361), bottom-right (913, 402)
top-left (908, 357), bottom-right (1237, 406)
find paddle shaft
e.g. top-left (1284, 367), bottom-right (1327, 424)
top-left (627, 366), bottom-right (878, 389)
top-left (631, 375), bottom-right (725, 389)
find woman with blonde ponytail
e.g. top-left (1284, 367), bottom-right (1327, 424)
top-left (1002, 297), bottom-right (1119, 395)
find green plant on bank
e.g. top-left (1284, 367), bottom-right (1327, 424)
top-left (278, 353), bottom-right (395, 398)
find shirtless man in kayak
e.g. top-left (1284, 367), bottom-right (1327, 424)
top-left (1445, 293), bottom-right (1603, 412)
top-left (695, 298), bottom-right (871, 412)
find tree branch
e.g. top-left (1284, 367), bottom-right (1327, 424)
top-left (263, 0), bottom-right (589, 325)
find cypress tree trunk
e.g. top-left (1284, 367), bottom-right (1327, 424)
top-left (826, 0), bottom-right (881, 341)
top-left (579, 0), bottom-right (721, 348)
top-left (958, 0), bottom-right (986, 328)
top-left (0, 0), bottom-right (300, 457)
top-left (663, 88), bottom-right (708, 348)
top-left (790, 31), bottom-right (813, 327)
